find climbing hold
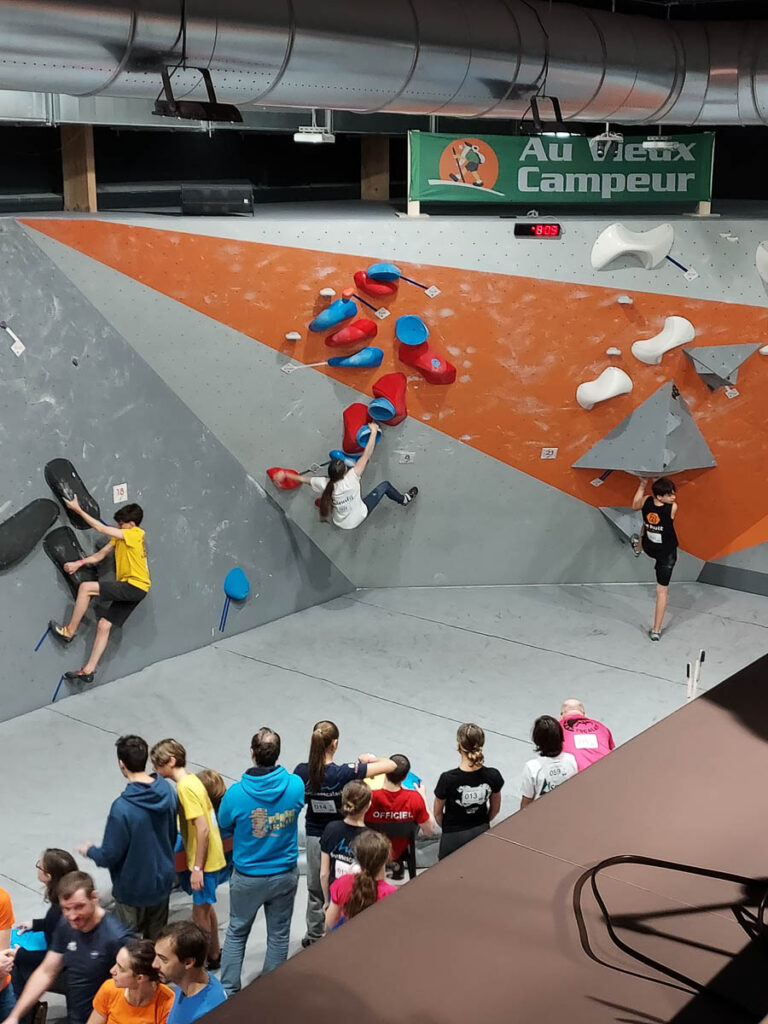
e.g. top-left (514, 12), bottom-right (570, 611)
top-left (591, 223), bottom-right (674, 270)
top-left (44, 459), bottom-right (101, 529)
top-left (606, 347), bottom-right (622, 356)
top-left (631, 316), bottom-right (695, 365)
top-left (329, 450), bottom-right (361, 466)
top-left (367, 262), bottom-right (402, 282)
top-left (327, 346), bottom-right (383, 369)
top-left (683, 343), bottom-right (760, 390)
top-left (760, 345), bottom-right (768, 356)
top-left (43, 526), bottom-right (98, 596)
top-left (370, 372), bottom-right (408, 425)
top-left (342, 403), bottom-right (372, 454)
top-left (354, 271), bottom-right (398, 298)
top-left (326, 318), bottom-right (378, 348)
top-left (0, 499), bottom-right (59, 571)
top-left (267, 467), bottom-right (302, 490)
top-left (395, 315), bottom-right (429, 347)
top-left (616, 295), bottom-right (633, 306)
top-left (285, 331), bottom-right (301, 342)
top-left (309, 295), bottom-right (357, 333)
top-left (398, 342), bottom-right (456, 385)
top-left (319, 287), bottom-right (336, 299)
top-left (576, 367), bottom-right (633, 410)
top-left (224, 567), bottom-right (250, 601)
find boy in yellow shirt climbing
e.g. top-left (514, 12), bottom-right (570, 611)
top-left (50, 496), bottom-right (151, 682)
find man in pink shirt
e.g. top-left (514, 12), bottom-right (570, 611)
top-left (559, 699), bottom-right (615, 771)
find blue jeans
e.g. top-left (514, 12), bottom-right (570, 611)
top-left (0, 982), bottom-right (16, 1018)
top-left (220, 866), bottom-right (299, 995)
top-left (363, 481), bottom-right (404, 513)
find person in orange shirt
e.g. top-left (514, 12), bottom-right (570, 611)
top-left (0, 888), bottom-right (16, 1018)
top-left (49, 497), bottom-right (151, 682)
top-left (87, 941), bottom-right (173, 1024)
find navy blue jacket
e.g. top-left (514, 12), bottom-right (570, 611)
top-left (88, 776), bottom-right (177, 906)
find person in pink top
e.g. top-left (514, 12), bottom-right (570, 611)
top-left (559, 699), bottom-right (615, 771)
top-left (324, 832), bottom-right (396, 931)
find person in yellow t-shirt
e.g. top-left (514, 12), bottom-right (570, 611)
top-left (150, 740), bottom-right (228, 971)
top-left (49, 498), bottom-right (151, 683)
top-left (88, 939), bottom-right (174, 1024)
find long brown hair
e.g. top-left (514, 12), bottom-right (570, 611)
top-left (345, 831), bottom-right (391, 920)
top-left (307, 720), bottom-right (339, 791)
top-left (40, 848), bottom-right (78, 904)
top-left (457, 722), bottom-right (485, 767)
top-left (318, 460), bottom-right (347, 520)
top-left (341, 780), bottom-right (371, 817)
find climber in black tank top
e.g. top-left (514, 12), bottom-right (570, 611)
top-left (630, 477), bottom-right (679, 642)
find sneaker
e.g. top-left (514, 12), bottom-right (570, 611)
top-left (629, 534), bottom-right (641, 557)
top-left (207, 956), bottom-right (221, 971)
top-left (402, 487), bottom-right (419, 506)
top-left (649, 630), bottom-right (661, 642)
top-left (49, 621), bottom-right (74, 643)
top-left (64, 668), bottom-right (94, 682)
top-left (301, 936), bottom-right (319, 949)
top-left (33, 1002), bottom-right (48, 1024)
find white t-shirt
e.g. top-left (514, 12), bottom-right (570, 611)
top-left (520, 752), bottom-right (578, 800)
top-left (310, 472), bottom-right (368, 530)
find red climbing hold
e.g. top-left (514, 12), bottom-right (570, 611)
top-left (326, 318), bottom-right (378, 348)
top-left (267, 467), bottom-right (301, 490)
top-left (370, 372), bottom-right (408, 426)
top-left (354, 271), bottom-right (398, 298)
top-left (398, 342), bottom-right (457, 385)
top-left (342, 403), bottom-right (371, 454)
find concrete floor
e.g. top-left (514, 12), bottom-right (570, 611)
top-left (2, 581), bottom-right (767, 1006)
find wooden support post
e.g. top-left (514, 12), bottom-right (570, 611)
top-left (61, 125), bottom-right (97, 212)
top-left (361, 135), bottom-right (390, 201)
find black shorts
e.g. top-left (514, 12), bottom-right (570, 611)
top-left (97, 581), bottom-right (147, 627)
top-left (642, 541), bottom-right (677, 587)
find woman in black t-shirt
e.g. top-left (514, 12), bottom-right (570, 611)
top-left (433, 723), bottom-right (504, 860)
top-left (630, 476), bottom-right (679, 642)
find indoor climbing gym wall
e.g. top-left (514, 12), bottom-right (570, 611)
top-left (0, 220), bottom-right (352, 721)
top-left (20, 211), bottom-right (768, 598)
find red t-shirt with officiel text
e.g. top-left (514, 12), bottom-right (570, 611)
top-left (365, 787), bottom-right (430, 860)
top-left (560, 714), bottom-right (615, 771)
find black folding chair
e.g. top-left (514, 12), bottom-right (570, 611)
top-left (369, 820), bottom-right (418, 880)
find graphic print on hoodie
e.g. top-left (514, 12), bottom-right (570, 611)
top-left (217, 765), bottom-right (305, 876)
top-left (87, 776), bottom-right (177, 906)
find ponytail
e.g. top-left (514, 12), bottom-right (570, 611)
top-left (318, 459), bottom-right (348, 522)
top-left (344, 831), bottom-right (391, 920)
top-left (341, 780), bottom-right (371, 817)
top-left (307, 720), bottom-right (339, 792)
top-left (457, 722), bottom-right (485, 767)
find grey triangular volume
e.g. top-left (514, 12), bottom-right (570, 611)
top-left (683, 343), bottom-right (760, 387)
top-left (573, 381), bottom-right (716, 475)
top-left (600, 506), bottom-right (641, 541)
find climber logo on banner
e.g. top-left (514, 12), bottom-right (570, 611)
top-left (429, 138), bottom-right (503, 198)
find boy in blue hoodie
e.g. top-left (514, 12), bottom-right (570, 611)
top-left (218, 728), bottom-right (305, 994)
top-left (79, 735), bottom-right (177, 939)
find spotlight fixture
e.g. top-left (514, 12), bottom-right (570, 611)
top-left (591, 128), bottom-right (623, 160)
top-left (153, 67), bottom-right (242, 123)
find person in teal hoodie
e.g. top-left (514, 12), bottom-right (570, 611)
top-left (218, 728), bottom-right (305, 994)
top-left (78, 735), bottom-right (177, 939)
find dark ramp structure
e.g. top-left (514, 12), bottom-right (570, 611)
top-left (211, 654), bottom-right (768, 1023)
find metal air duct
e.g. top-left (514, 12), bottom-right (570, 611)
top-left (0, 0), bottom-right (766, 124)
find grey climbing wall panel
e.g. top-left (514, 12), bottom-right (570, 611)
top-left (573, 381), bottom-right (717, 476)
top-left (600, 507), bottom-right (641, 541)
top-left (683, 343), bottom-right (760, 389)
top-left (0, 220), bottom-right (352, 721)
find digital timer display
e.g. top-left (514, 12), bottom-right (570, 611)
top-left (514, 223), bottom-right (562, 238)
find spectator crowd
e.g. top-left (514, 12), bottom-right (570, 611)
top-left (0, 701), bottom-right (614, 1024)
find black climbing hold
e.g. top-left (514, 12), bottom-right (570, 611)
top-left (43, 525), bottom-right (98, 597)
top-left (44, 459), bottom-right (101, 529)
top-left (0, 499), bottom-right (59, 570)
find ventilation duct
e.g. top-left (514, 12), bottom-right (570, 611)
top-left (0, 0), bottom-right (766, 124)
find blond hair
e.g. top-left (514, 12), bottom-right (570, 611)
top-left (150, 738), bottom-right (186, 768)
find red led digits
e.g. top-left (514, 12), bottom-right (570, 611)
top-left (513, 223), bottom-right (562, 239)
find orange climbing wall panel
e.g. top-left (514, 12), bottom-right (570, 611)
top-left (23, 218), bottom-right (768, 563)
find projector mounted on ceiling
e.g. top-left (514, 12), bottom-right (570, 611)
top-left (293, 126), bottom-right (336, 144)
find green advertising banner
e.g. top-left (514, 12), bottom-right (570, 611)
top-left (408, 131), bottom-right (714, 205)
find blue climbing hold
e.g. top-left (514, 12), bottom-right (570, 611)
top-left (356, 424), bottom-right (383, 449)
top-left (309, 297), bottom-right (357, 333)
top-left (368, 396), bottom-right (396, 422)
top-left (329, 450), bottom-right (361, 466)
top-left (395, 314), bottom-right (429, 347)
top-left (224, 567), bottom-right (250, 601)
top-left (327, 346), bottom-right (384, 369)
top-left (367, 262), bottom-right (402, 282)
